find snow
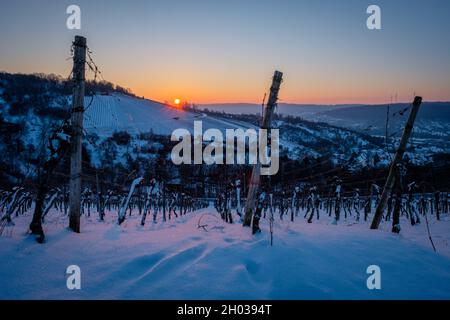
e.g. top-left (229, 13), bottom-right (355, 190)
top-left (1, 207), bottom-right (450, 299)
top-left (84, 94), bottom-right (255, 137)
top-left (2, 90), bottom-right (447, 178)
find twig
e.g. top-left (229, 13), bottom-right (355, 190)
top-left (424, 210), bottom-right (437, 253)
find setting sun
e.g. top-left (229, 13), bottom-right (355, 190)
top-left (174, 98), bottom-right (181, 105)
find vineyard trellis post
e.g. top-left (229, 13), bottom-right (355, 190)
top-left (370, 96), bottom-right (422, 230)
top-left (243, 70), bottom-right (283, 228)
top-left (69, 35), bottom-right (87, 233)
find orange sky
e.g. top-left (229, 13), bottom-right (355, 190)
top-left (1, 1), bottom-right (449, 105)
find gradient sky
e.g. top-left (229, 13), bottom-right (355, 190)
top-left (1, 0), bottom-right (449, 104)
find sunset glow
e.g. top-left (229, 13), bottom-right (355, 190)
top-left (0, 1), bottom-right (449, 104)
top-left (1, 0), bottom-right (450, 303)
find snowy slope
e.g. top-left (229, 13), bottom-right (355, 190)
top-left (200, 102), bottom-right (450, 138)
top-left (200, 102), bottom-right (450, 148)
top-left (84, 95), bottom-right (392, 169)
top-left (1, 207), bottom-right (450, 299)
top-left (84, 94), bottom-right (255, 136)
top-left (83, 94), bottom-right (448, 169)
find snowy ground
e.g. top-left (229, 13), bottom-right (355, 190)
top-left (1, 207), bottom-right (450, 300)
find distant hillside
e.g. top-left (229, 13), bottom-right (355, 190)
top-left (200, 101), bottom-right (450, 140)
top-left (1, 72), bottom-right (450, 190)
top-left (200, 103), bottom-right (361, 116)
top-left (312, 102), bottom-right (450, 140)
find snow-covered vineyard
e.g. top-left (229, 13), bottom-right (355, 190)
top-left (1, 72), bottom-right (450, 300)
top-left (2, 0), bottom-right (450, 305)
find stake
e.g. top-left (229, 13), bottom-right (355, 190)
top-left (385, 103), bottom-right (390, 147)
top-left (69, 36), bottom-right (87, 233)
top-left (243, 71), bottom-right (283, 228)
top-left (370, 96), bottom-right (422, 230)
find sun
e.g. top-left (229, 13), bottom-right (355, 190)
top-left (174, 98), bottom-right (181, 105)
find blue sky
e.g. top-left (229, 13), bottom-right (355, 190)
top-left (0, 0), bottom-right (449, 104)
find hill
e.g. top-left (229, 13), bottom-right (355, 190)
top-left (1, 72), bottom-right (450, 191)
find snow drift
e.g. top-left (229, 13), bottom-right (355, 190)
top-left (1, 208), bottom-right (450, 299)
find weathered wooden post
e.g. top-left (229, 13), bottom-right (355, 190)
top-left (69, 36), bottom-right (87, 233)
top-left (96, 170), bottom-right (104, 221)
top-left (370, 96), bottom-right (422, 230)
top-left (162, 181), bottom-right (167, 222)
top-left (243, 70), bottom-right (283, 228)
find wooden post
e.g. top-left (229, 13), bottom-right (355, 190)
top-left (162, 181), bottom-right (166, 222)
top-left (69, 36), bottom-right (87, 233)
top-left (370, 96), bottom-right (422, 230)
top-left (96, 170), bottom-right (103, 220)
top-left (243, 71), bottom-right (283, 227)
top-left (385, 104), bottom-right (390, 147)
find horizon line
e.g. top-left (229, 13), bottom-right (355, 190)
top-left (2, 70), bottom-right (449, 107)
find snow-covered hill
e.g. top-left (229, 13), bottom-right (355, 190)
top-left (201, 102), bottom-right (450, 141)
top-left (1, 73), bottom-right (449, 181)
top-left (84, 94), bottom-right (255, 136)
top-left (83, 94), bottom-right (437, 170)
top-left (82, 94), bottom-right (396, 170)
top-left (199, 102), bottom-right (450, 169)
